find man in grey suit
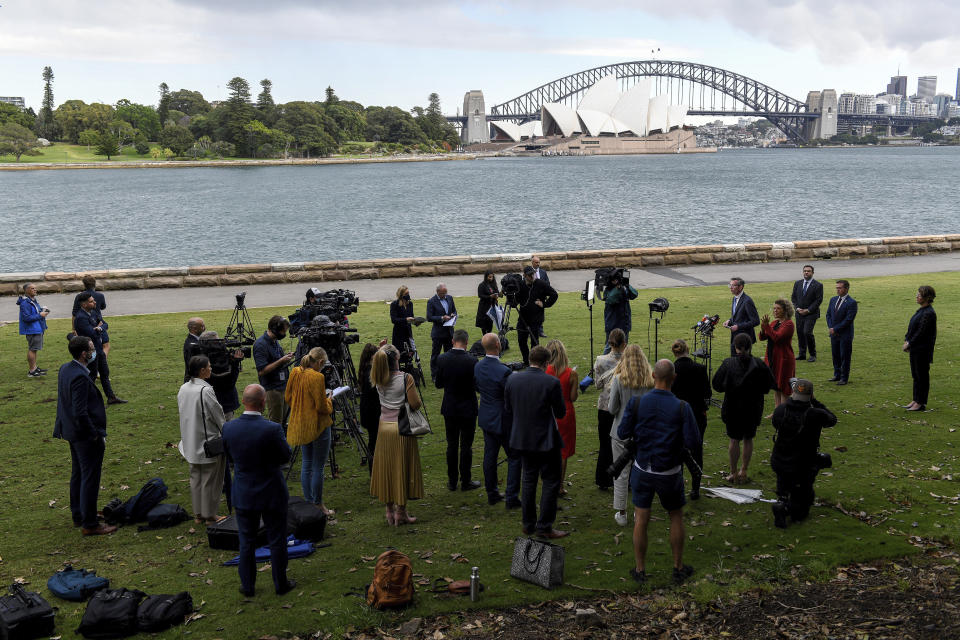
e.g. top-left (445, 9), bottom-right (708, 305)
top-left (791, 265), bottom-right (823, 362)
top-left (723, 277), bottom-right (760, 356)
top-left (505, 345), bottom-right (567, 539)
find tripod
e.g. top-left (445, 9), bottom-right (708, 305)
top-left (399, 340), bottom-right (429, 421)
top-left (581, 280), bottom-right (596, 376)
top-left (692, 329), bottom-right (722, 408)
top-left (225, 292), bottom-right (257, 345)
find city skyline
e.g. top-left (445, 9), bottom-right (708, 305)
top-left (1, 0), bottom-right (959, 114)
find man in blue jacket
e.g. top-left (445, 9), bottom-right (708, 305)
top-left (222, 384), bottom-right (295, 597)
top-left (474, 332), bottom-right (520, 508)
top-left (825, 279), bottom-right (858, 385)
top-left (54, 336), bottom-right (116, 536)
top-left (618, 359), bottom-right (702, 585)
top-left (426, 283), bottom-right (457, 381)
top-left (17, 283), bottom-right (49, 377)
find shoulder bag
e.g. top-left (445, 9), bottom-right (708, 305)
top-left (200, 388), bottom-right (225, 458)
top-left (397, 374), bottom-right (431, 437)
top-left (510, 537), bottom-right (564, 589)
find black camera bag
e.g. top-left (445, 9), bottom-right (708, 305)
top-left (76, 588), bottom-right (145, 639)
top-left (136, 504), bottom-right (189, 532)
top-left (136, 592), bottom-right (192, 633)
top-left (207, 514), bottom-right (266, 551)
top-left (105, 478), bottom-right (168, 525)
top-left (0, 583), bottom-right (55, 640)
top-left (286, 496), bottom-right (327, 541)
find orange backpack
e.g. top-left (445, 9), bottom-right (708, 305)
top-left (366, 550), bottom-right (414, 609)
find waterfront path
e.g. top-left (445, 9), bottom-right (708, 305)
top-left (4, 253), bottom-right (958, 324)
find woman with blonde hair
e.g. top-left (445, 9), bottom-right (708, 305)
top-left (759, 298), bottom-right (796, 412)
top-left (369, 344), bottom-right (425, 525)
top-left (606, 344), bottom-right (655, 526)
top-left (545, 339), bottom-right (579, 495)
top-left (285, 347), bottom-right (335, 515)
top-left (390, 285), bottom-right (417, 352)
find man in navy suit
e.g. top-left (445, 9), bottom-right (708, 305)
top-left (791, 265), bottom-right (824, 362)
top-left (505, 345), bottom-right (568, 539)
top-left (436, 329), bottom-right (481, 492)
top-left (54, 336), bottom-right (116, 536)
top-left (426, 282), bottom-right (458, 381)
top-left (74, 292), bottom-right (126, 404)
top-left (825, 279), bottom-right (858, 385)
top-left (222, 384), bottom-right (295, 597)
top-left (723, 277), bottom-right (760, 357)
top-left (474, 333), bottom-right (521, 507)
top-left (530, 256), bottom-right (550, 286)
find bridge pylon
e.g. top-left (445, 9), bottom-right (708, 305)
top-left (461, 90), bottom-right (489, 144)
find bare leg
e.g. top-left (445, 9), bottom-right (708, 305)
top-left (727, 439), bottom-right (740, 482)
top-left (668, 509), bottom-right (685, 569)
top-left (27, 349), bottom-right (37, 372)
top-left (103, 342), bottom-right (110, 357)
top-left (633, 507), bottom-right (651, 572)
top-left (559, 458), bottom-right (568, 495)
top-left (739, 438), bottom-right (754, 482)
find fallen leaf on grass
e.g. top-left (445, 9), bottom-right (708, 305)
top-left (185, 613), bottom-right (205, 624)
top-left (258, 563), bottom-right (271, 572)
top-left (48, 500), bottom-right (56, 507)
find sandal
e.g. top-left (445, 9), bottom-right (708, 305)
top-left (395, 507), bottom-right (417, 525)
top-left (385, 505), bottom-right (395, 526)
top-left (724, 473), bottom-right (737, 484)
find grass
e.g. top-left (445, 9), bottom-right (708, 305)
top-left (1, 271), bottom-right (957, 638)
top-left (0, 142), bottom-right (159, 163)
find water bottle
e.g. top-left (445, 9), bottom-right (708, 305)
top-left (469, 566), bottom-right (480, 602)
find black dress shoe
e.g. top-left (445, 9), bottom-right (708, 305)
top-left (807, 356), bottom-right (816, 363)
top-left (447, 482), bottom-right (457, 492)
top-left (505, 499), bottom-right (521, 510)
top-left (488, 492), bottom-right (505, 505)
top-left (536, 528), bottom-right (569, 539)
top-left (107, 396), bottom-right (128, 405)
top-left (461, 480), bottom-right (481, 491)
top-left (239, 587), bottom-right (254, 597)
top-left (827, 377), bottom-right (840, 382)
top-left (797, 354), bottom-right (806, 361)
top-left (836, 379), bottom-right (848, 386)
top-left (276, 579), bottom-right (296, 596)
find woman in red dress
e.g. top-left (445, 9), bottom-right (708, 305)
top-left (759, 298), bottom-right (796, 412)
top-left (545, 339), bottom-right (579, 495)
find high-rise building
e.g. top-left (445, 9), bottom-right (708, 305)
top-left (956, 68), bottom-right (959, 102)
top-left (838, 93), bottom-right (856, 113)
top-left (934, 94), bottom-right (953, 118)
top-left (0, 96), bottom-right (25, 108)
top-left (917, 76), bottom-right (937, 102)
top-left (887, 76), bottom-right (907, 98)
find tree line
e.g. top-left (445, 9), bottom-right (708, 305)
top-left (0, 67), bottom-right (461, 160)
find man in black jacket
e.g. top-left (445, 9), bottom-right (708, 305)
top-left (723, 277), bottom-right (760, 356)
top-left (505, 346), bottom-right (567, 539)
top-left (770, 379), bottom-right (837, 528)
top-left (515, 267), bottom-right (558, 366)
top-left (183, 317), bottom-right (205, 383)
top-left (435, 329), bottom-right (481, 491)
top-left (426, 283), bottom-right (458, 381)
top-left (791, 265), bottom-right (823, 362)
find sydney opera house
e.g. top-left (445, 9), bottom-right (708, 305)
top-left (486, 75), bottom-right (706, 155)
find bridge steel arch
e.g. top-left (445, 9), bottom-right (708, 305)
top-left (488, 60), bottom-right (813, 143)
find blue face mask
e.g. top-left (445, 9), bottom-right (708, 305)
top-left (88, 350), bottom-right (97, 363)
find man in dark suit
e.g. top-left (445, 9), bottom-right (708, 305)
top-left (183, 317), bottom-right (205, 383)
top-left (436, 329), bottom-right (481, 492)
top-left (222, 384), bottom-right (295, 597)
top-left (516, 266), bottom-right (559, 366)
top-left (530, 255), bottom-right (550, 286)
top-left (505, 345), bottom-right (568, 539)
top-left (72, 275), bottom-right (110, 356)
top-left (825, 279), bottom-right (858, 385)
top-left (791, 265), bottom-right (823, 362)
top-left (474, 332), bottom-right (521, 507)
top-left (54, 336), bottom-right (116, 536)
top-left (74, 293), bottom-right (125, 404)
top-left (426, 282), bottom-right (458, 381)
top-left (723, 277), bottom-right (760, 356)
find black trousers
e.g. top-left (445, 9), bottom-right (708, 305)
top-left (236, 506), bottom-right (288, 594)
top-left (683, 410), bottom-right (707, 492)
top-left (86, 351), bottom-right (115, 399)
top-left (69, 438), bottom-right (105, 529)
top-left (830, 333), bottom-right (853, 381)
top-left (775, 469), bottom-right (816, 522)
top-left (444, 415), bottom-right (477, 486)
top-left (519, 448), bottom-right (562, 533)
top-left (477, 317), bottom-right (493, 336)
top-left (517, 327), bottom-right (540, 365)
top-left (595, 410), bottom-right (614, 488)
top-left (430, 334), bottom-right (452, 380)
top-left (361, 409), bottom-right (381, 474)
top-left (795, 314), bottom-right (818, 357)
top-left (910, 349), bottom-right (932, 405)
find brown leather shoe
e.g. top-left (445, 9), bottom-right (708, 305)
top-left (537, 529), bottom-right (569, 539)
top-left (81, 523), bottom-right (117, 536)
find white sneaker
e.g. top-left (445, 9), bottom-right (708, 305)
top-left (614, 511), bottom-right (628, 526)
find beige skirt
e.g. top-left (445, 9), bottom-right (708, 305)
top-left (369, 420), bottom-right (424, 506)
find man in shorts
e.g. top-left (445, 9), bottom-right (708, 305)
top-left (17, 283), bottom-right (49, 377)
top-left (617, 359), bottom-right (702, 585)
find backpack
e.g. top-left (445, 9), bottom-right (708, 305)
top-left (112, 478), bottom-right (168, 525)
top-left (76, 588), bottom-right (145, 639)
top-left (47, 565), bottom-right (110, 601)
top-left (136, 592), bottom-right (192, 633)
top-left (136, 504), bottom-right (189, 532)
top-left (366, 550), bottom-right (414, 610)
top-left (0, 583), bottom-right (56, 640)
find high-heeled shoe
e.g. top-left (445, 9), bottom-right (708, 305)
top-left (395, 507), bottom-right (417, 525)
top-left (385, 505), bottom-right (395, 526)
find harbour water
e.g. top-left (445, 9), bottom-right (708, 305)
top-left (1, 147), bottom-right (958, 273)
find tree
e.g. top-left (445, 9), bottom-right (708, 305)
top-left (243, 119), bottom-right (291, 158)
top-left (167, 89), bottom-right (210, 116)
top-left (94, 130), bottom-right (119, 159)
top-left (257, 79), bottom-right (274, 110)
top-left (36, 66), bottom-right (58, 140)
top-left (158, 122), bottom-right (194, 156)
top-left (219, 76), bottom-right (256, 154)
top-left (158, 82), bottom-right (171, 126)
top-left (133, 132), bottom-right (150, 155)
top-left (115, 100), bottom-right (161, 140)
top-left (53, 100), bottom-right (89, 143)
top-left (227, 77), bottom-right (251, 105)
top-left (0, 123), bottom-right (41, 161)
top-left (0, 102), bottom-right (35, 131)
top-left (325, 86), bottom-right (339, 104)
top-left (78, 128), bottom-right (99, 150)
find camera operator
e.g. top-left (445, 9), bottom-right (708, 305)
top-left (600, 270), bottom-right (638, 354)
top-left (253, 316), bottom-right (295, 424)
top-left (516, 266), bottom-right (558, 366)
top-left (770, 379), bottom-right (837, 528)
top-left (197, 331), bottom-right (243, 420)
top-left (183, 318), bottom-right (205, 383)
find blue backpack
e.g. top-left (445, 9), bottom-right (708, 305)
top-left (47, 565), bottom-right (110, 601)
top-left (117, 478), bottom-right (168, 524)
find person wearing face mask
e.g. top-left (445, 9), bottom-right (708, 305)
top-left (253, 315), bottom-right (295, 424)
top-left (74, 292), bottom-right (126, 405)
top-left (475, 271), bottom-right (500, 336)
top-left (54, 336), bottom-right (116, 536)
top-left (390, 285), bottom-right (421, 353)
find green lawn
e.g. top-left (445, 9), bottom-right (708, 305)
top-left (1, 271), bottom-right (956, 638)
top-left (0, 142), bottom-right (162, 163)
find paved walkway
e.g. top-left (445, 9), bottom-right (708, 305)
top-left (4, 253), bottom-right (959, 323)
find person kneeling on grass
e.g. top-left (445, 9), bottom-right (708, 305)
top-left (617, 359), bottom-right (702, 585)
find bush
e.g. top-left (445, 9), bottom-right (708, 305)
top-left (135, 140), bottom-right (150, 155)
top-left (339, 142), bottom-right (366, 154)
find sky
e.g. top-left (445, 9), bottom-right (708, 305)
top-left (1, 0), bottom-right (959, 115)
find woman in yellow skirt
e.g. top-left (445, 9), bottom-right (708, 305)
top-left (369, 344), bottom-right (424, 525)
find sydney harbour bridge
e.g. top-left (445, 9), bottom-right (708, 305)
top-left (448, 60), bottom-right (938, 144)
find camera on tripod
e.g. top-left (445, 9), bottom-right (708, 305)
top-left (188, 338), bottom-right (248, 373)
top-left (595, 267), bottom-right (630, 290)
top-left (298, 315), bottom-right (359, 355)
top-left (500, 273), bottom-right (523, 307)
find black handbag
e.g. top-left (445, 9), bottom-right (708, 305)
top-left (136, 592), bottom-right (192, 633)
top-left (510, 537), bottom-right (565, 589)
top-left (200, 389), bottom-right (224, 458)
top-left (0, 583), bottom-right (56, 640)
top-left (76, 588), bottom-right (145, 639)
